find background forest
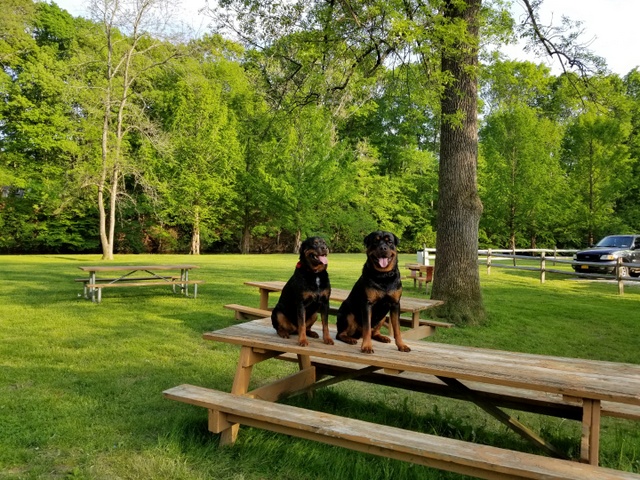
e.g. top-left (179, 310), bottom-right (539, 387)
top-left (2, 0), bottom-right (640, 256)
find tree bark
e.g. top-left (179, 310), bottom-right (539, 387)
top-left (190, 208), bottom-right (201, 255)
top-left (431, 0), bottom-right (485, 324)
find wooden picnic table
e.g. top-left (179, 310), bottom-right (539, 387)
top-left (196, 317), bottom-right (640, 468)
top-left (243, 280), bottom-right (444, 339)
top-left (77, 264), bottom-right (202, 303)
top-left (404, 263), bottom-right (434, 292)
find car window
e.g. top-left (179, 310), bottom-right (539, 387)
top-left (596, 236), bottom-right (632, 248)
top-left (635, 238), bottom-right (640, 248)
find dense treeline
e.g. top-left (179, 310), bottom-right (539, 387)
top-left (1, 0), bottom-right (639, 255)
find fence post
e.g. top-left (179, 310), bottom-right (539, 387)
top-left (540, 251), bottom-right (546, 284)
top-left (553, 246), bottom-right (557, 266)
top-left (617, 257), bottom-right (624, 296)
top-left (487, 249), bottom-right (492, 275)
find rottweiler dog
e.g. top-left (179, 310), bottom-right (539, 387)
top-left (336, 231), bottom-right (410, 354)
top-left (271, 236), bottom-right (334, 346)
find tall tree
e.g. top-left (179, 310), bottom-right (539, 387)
top-left (430, 0), bottom-right (484, 322)
top-left (561, 76), bottom-right (632, 244)
top-left (83, 0), bottom-right (180, 260)
top-left (209, 0), bottom-right (519, 321)
top-left (150, 36), bottom-right (245, 254)
top-left (480, 105), bottom-right (565, 248)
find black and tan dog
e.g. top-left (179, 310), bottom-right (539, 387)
top-left (336, 231), bottom-right (410, 354)
top-left (271, 236), bottom-right (334, 346)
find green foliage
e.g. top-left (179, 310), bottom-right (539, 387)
top-left (2, 1), bottom-right (640, 255)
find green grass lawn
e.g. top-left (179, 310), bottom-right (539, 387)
top-left (1, 253), bottom-right (639, 479)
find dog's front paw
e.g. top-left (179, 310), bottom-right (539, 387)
top-left (298, 338), bottom-right (309, 347)
top-left (397, 344), bottom-right (411, 352)
top-left (361, 344), bottom-right (374, 354)
top-left (306, 330), bottom-right (319, 339)
top-left (276, 329), bottom-right (290, 339)
top-left (323, 337), bottom-right (335, 345)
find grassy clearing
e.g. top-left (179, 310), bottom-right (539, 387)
top-left (0, 253), bottom-right (639, 479)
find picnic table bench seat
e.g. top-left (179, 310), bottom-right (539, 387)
top-left (164, 385), bottom-right (640, 480)
top-left (75, 276), bottom-right (180, 283)
top-left (87, 279), bottom-right (203, 302)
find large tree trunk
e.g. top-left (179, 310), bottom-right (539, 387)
top-left (190, 208), bottom-right (201, 255)
top-left (431, 0), bottom-right (485, 324)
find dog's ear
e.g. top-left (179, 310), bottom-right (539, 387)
top-left (393, 233), bottom-right (399, 246)
top-left (300, 237), bottom-right (312, 253)
top-left (363, 232), bottom-right (377, 248)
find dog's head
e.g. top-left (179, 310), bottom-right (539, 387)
top-left (299, 236), bottom-right (329, 272)
top-left (364, 231), bottom-right (399, 272)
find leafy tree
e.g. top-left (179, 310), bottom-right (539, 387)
top-left (263, 106), bottom-right (344, 251)
top-left (561, 76), bottom-right (633, 244)
top-left (617, 69), bottom-right (640, 232)
top-left (0, 2), bottom-right (96, 252)
top-left (79, 0), bottom-right (181, 260)
top-left (149, 37), bottom-right (245, 254)
top-left (480, 105), bottom-right (565, 248)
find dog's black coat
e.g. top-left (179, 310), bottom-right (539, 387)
top-left (336, 231), bottom-right (410, 353)
top-left (271, 236), bottom-right (333, 346)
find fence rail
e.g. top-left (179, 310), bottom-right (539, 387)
top-left (477, 249), bottom-right (640, 295)
top-left (419, 248), bottom-right (640, 295)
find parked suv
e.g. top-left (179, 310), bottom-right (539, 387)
top-left (573, 234), bottom-right (640, 277)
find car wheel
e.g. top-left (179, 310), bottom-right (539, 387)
top-left (630, 269), bottom-right (640, 278)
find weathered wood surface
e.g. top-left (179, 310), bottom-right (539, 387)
top-left (78, 264), bottom-right (199, 272)
top-left (275, 353), bottom-right (640, 421)
top-left (164, 385), bottom-right (640, 480)
top-left (243, 280), bottom-right (444, 314)
top-left (87, 280), bottom-right (203, 288)
top-left (203, 318), bottom-right (640, 406)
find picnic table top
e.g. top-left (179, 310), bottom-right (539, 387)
top-left (78, 264), bottom-right (199, 272)
top-left (244, 280), bottom-right (444, 312)
top-left (204, 317), bottom-right (640, 406)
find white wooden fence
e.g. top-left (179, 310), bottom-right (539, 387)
top-left (421, 248), bottom-right (640, 295)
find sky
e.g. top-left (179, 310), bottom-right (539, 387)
top-left (50, 0), bottom-right (639, 76)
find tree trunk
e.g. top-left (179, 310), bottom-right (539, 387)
top-left (431, 0), bottom-right (485, 324)
top-left (241, 219), bottom-right (251, 254)
top-left (190, 208), bottom-right (201, 255)
top-left (293, 230), bottom-right (302, 254)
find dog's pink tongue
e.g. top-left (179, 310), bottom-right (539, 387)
top-left (318, 255), bottom-right (328, 265)
top-left (378, 257), bottom-right (389, 268)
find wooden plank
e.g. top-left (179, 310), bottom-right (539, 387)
top-left (202, 318), bottom-right (640, 406)
top-left (75, 276), bottom-right (179, 283)
top-left (247, 367), bottom-right (317, 402)
top-left (164, 385), bottom-right (640, 480)
top-left (224, 304), bottom-right (272, 320)
top-left (275, 354), bottom-right (640, 421)
top-left (78, 264), bottom-right (199, 272)
top-left (87, 280), bottom-right (204, 288)
top-left (244, 281), bottom-right (444, 313)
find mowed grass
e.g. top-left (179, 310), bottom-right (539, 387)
top-left (1, 253), bottom-right (639, 479)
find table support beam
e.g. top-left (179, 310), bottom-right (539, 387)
top-left (437, 376), bottom-right (569, 460)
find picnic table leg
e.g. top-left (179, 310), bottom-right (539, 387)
top-left (89, 272), bottom-right (96, 302)
top-left (580, 399), bottom-right (601, 465)
top-left (258, 288), bottom-right (269, 310)
top-left (181, 269), bottom-right (190, 296)
top-left (411, 311), bottom-right (420, 330)
top-left (218, 346), bottom-right (254, 446)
